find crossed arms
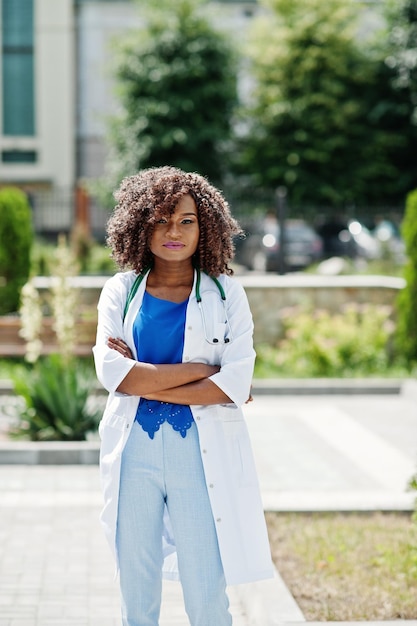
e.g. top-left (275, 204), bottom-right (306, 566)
top-left (107, 336), bottom-right (233, 405)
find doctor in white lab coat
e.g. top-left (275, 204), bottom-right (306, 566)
top-left (93, 166), bottom-right (273, 626)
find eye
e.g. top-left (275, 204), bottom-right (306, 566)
top-left (182, 218), bottom-right (195, 224)
top-left (156, 217), bottom-right (168, 224)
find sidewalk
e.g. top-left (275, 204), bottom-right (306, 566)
top-left (0, 465), bottom-right (257, 626)
top-left (1, 380), bottom-right (417, 625)
top-left (245, 380), bottom-right (417, 514)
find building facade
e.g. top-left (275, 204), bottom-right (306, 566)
top-left (1, 0), bottom-right (76, 233)
top-left (0, 0), bottom-right (258, 238)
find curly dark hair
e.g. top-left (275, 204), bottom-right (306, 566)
top-left (106, 166), bottom-right (243, 276)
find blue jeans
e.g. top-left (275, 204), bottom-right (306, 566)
top-left (116, 420), bottom-right (232, 626)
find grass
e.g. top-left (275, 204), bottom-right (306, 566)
top-left (266, 511), bottom-right (417, 620)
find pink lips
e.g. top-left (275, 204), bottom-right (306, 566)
top-left (163, 242), bottom-right (185, 249)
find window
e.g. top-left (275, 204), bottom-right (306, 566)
top-left (2, 150), bottom-right (37, 162)
top-left (2, 0), bottom-right (35, 135)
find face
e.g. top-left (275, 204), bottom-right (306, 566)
top-left (149, 194), bottom-right (200, 264)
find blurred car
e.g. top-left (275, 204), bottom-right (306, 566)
top-left (235, 218), bottom-right (323, 272)
top-left (316, 219), bottom-right (381, 260)
top-left (372, 219), bottom-right (406, 264)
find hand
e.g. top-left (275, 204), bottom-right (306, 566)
top-left (107, 337), bottom-right (134, 359)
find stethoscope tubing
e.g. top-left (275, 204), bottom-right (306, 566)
top-left (123, 267), bottom-right (232, 344)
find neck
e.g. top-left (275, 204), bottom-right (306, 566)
top-left (149, 259), bottom-right (195, 287)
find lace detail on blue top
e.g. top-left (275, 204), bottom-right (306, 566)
top-left (138, 399), bottom-right (194, 439)
top-left (133, 291), bottom-right (194, 439)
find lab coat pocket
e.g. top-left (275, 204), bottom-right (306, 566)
top-left (99, 411), bottom-right (127, 464)
top-left (221, 415), bottom-right (258, 488)
top-left (98, 411), bottom-right (126, 438)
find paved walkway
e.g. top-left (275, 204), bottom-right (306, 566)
top-left (1, 382), bottom-right (417, 625)
top-left (245, 383), bottom-right (417, 513)
top-left (0, 465), bottom-right (254, 626)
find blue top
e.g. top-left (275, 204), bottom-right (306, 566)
top-left (133, 291), bottom-right (194, 439)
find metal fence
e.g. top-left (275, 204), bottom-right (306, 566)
top-left (30, 187), bottom-right (112, 242)
top-left (28, 185), bottom-right (403, 243)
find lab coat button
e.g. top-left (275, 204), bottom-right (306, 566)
top-left (216, 518), bottom-right (221, 523)
top-left (196, 416), bottom-right (201, 421)
top-left (202, 449), bottom-right (207, 453)
top-left (209, 483), bottom-right (214, 488)
top-left (184, 356), bottom-right (190, 361)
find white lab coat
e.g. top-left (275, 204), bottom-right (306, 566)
top-left (93, 269), bottom-right (274, 586)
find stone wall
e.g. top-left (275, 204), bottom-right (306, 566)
top-left (240, 274), bottom-right (405, 344)
top-left (29, 274), bottom-right (405, 348)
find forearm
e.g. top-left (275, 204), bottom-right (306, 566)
top-left (143, 378), bottom-right (232, 405)
top-left (116, 361), bottom-right (219, 396)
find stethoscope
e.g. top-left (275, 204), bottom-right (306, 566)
top-left (123, 267), bottom-right (233, 345)
top-left (195, 268), bottom-right (233, 345)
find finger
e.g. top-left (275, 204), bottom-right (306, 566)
top-left (108, 337), bottom-right (126, 348)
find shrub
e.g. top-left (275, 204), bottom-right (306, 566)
top-left (30, 239), bottom-right (117, 276)
top-left (10, 355), bottom-right (100, 441)
top-left (0, 187), bottom-right (33, 314)
top-left (10, 237), bottom-right (100, 441)
top-left (396, 188), bottom-right (417, 366)
top-left (255, 303), bottom-right (399, 378)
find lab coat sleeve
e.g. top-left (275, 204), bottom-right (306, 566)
top-left (92, 273), bottom-right (137, 394)
top-left (208, 278), bottom-right (256, 408)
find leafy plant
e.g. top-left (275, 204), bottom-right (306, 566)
top-left (11, 237), bottom-right (100, 441)
top-left (384, 0), bottom-right (417, 122)
top-left (396, 188), bottom-right (417, 366)
top-left (0, 187), bottom-right (33, 314)
top-left (31, 238), bottom-right (117, 276)
top-left (10, 355), bottom-right (100, 441)
top-left (255, 302), bottom-right (400, 378)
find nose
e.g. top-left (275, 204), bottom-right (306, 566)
top-left (166, 219), bottom-right (180, 238)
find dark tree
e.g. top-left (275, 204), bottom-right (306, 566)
top-left (237, 0), bottom-right (417, 208)
top-left (99, 0), bottom-right (238, 204)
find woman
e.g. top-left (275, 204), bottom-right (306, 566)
top-left (93, 166), bottom-right (273, 626)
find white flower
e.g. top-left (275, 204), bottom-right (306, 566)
top-left (50, 236), bottom-right (80, 361)
top-left (19, 280), bottom-right (43, 363)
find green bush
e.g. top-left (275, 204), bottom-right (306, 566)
top-left (396, 188), bottom-right (417, 367)
top-left (30, 239), bottom-right (57, 276)
top-left (84, 243), bottom-right (117, 275)
top-left (30, 238), bottom-right (116, 276)
top-left (0, 187), bottom-right (33, 314)
top-left (255, 303), bottom-right (400, 378)
top-left (10, 237), bottom-right (100, 441)
top-left (10, 355), bottom-right (100, 441)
